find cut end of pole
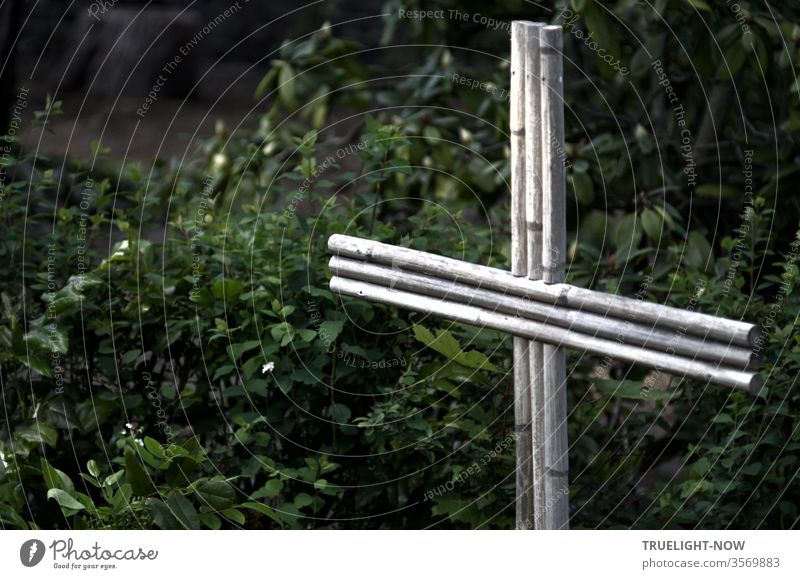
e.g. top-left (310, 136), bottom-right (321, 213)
top-left (747, 324), bottom-right (763, 348)
top-left (747, 350), bottom-right (763, 371)
top-left (747, 372), bottom-right (764, 396)
top-left (520, 21), bottom-right (545, 33)
top-left (327, 234), bottom-right (345, 253)
top-left (512, 20), bottom-right (536, 33)
top-left (540, 25), bottom-right (563, 51)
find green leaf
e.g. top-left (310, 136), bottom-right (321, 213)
top-left (614, 213), bottom-right (642, 263)
top-left (413, 325), bottom-right (498, 371)
top-left (41, 459), bottom-right (74, 492)
top-left (454, 350), bottom-right (498, 371)
top-left (143, 437), bottom-right (166, 458)
top-left (329, 403), bottom-right (351, 423)
top-left (242, 501), bottom-right (284, 526)
top-left (103, 470), bottom-right (125, 488)
top-left (212, 364), bottom-right (236, 381)
top-left (278, 63), bottom-right (297, 109)
top-left (86, 459), bottom-right (101, 478)
top-left (199, 512), bottom-right (222, 529)
top-left (314, 478), bottom-right (336, 494)
top-left (79, 473), bottom-right (102, 489)
top-left (319, 320), bottom-right (345, 343)
top-left (254, 66), bottom-right (279, 100)
top-left (296, 329), bottom-right (317, 342)
top-left (47, 488), bottom-right (85, 511)
top-left (16, 422), bottom-right (58, 447)
top-left (227, 340), bottom-right (261, 361)
top-left (40, 274), bottom-right (102, 316)
top-left (293, 493), bottom-right (313, 509)
top-left (23, 320), bottom-right (68, 355)
top-left (195, 480), bottom-right (235, 511)
top-left (414, 324), bottom-right (458, 358)
top-left (713, 413), bottom-right (734, 424)
top-left (691, 457), bottom-right (712, 475)
top-left (15, 351), bottom-right (53, 377)
top-left (147, 497), bottom-right (180, 529)
top-left (593, 379), bottom-right (678, 400)
top-left (221, 507), bottom-right (245, 525)
top-left (582, 3), bottom-right (621, 78)
top-left (245, 379), bottom-right (269, 396)
top-left (121, 349), bottom-right (141, 365)
top-left (640, 208), bottom-right (663, 241)
top-left (630, 34), bottom-right (665, 78)
top-left (167, 491), bottom-right (201, 530)
top-left (570, 172), bottom-right (594, 205)
top-left (124, 447), bottom-right (155, 496)
top-left (261, 479), bottom-right (283, 499)
top-left (684, 231), bottom-right (713, 271)
top-left (212, 278), bottom-right (244, 302)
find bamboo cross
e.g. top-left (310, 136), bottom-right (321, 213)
top-left (327, 22), bottom-right (761, 530)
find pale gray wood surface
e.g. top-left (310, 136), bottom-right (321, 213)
top-left (521, 20), bottom-right (548, 531)
top-left (328, 234), bottom-right (759, 347)
top-left (329, 276), bottom-right (762, 393)
top-left (540, 26), bottom-right (569, 530)
top-left (511, 21), bottom-right (534, 530)
top-left (329, 257), bottom-right (758, 369)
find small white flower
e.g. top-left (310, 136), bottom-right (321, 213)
top-left (135, 439), bottom-right (144, 447)
top-left (261, 361), bottom-right (276, 374)
top-left (125, 422), bottom-right (133, 429)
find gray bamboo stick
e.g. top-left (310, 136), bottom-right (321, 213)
top-left (328, 257), bottom-right (758, 369)
top-left (512, 335), bottom-right (533, 528)
top-left (511, 21), bottom-right (529, 280)
top-left (524, 22), bottom-right (545, 282)
top-left (541, 26), bottom-right (567, 287)
top-left (328, 276), bottom-right (762, 393)
top-left (540, 25), bottom-right (569, 531)
top-left (510, 20), bottom-right (534, 531)
top-left (327, 234), bottom-right (759, 348)
top-left (528, 335), bottom-right (546, 530)
top-left (522, 20), bottom-right (547, 532)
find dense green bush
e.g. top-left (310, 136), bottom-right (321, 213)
top-left (1, 1), bottom-right (799, 529)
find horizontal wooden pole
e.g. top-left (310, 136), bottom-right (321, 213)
top-left (328, 234), bottom-right (759, 348)
top-left (329, 257), bottom-right (759, 370)
top-left (329, 276), bottom-right (762, 393)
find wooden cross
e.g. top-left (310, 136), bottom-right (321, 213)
top-left (327, 22), bottom-right (761, 530)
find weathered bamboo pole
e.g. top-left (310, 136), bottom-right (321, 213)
top-left (328, 276), bottom-right (762, 393)
top-left (524, 22), bottom-right (545, 284)
top-left (522, 20), bottom-right (547, 531)
top-left (327, 234), bottom-right (759, 348)
top-left (328, 257), bottom-right (758, 369)
top-left (540, 25), bottom-right (569, 530)
top-left (510, 21), bottom-right (534, 531)
top-left (511, 21), bottom-right (529, 280)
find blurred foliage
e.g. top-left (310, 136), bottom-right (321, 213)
top-left (1, 0), bottom-right (799, 529)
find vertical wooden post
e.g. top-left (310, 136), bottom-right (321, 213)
top-left (540, 25), bottom-right (569, 530)
top-left (509, 21), bottom-right (534, 530)
top-left (522, 21), bottom-right (547, 531)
